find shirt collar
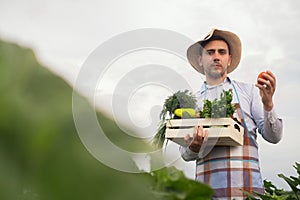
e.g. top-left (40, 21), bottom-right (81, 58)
top-left (200, 77), bottom-right (232, 94)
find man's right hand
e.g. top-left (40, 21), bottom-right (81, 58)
top-left (184, 126), bottom-right (208, 153)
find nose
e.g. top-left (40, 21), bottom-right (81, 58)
top-left (214, 58), bottom-right (220, 62)
top-left (213, 52), bottom-right (221, 62)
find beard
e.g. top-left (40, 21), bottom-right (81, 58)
top-left (204, 64), bottom-right (227, 80)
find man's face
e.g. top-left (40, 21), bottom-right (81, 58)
top-left (199, 40), bottom-right (232, 80)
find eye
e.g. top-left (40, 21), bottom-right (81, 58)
top-left (218, 49), bottom-right (227, 55)
top-left (206, 50), bottom-right (215, 55)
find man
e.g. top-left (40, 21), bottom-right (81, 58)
top-left (180, 29), bottom-right (283, 199)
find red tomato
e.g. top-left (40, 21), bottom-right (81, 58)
top-left (257, 72), bottom-right (267, 85)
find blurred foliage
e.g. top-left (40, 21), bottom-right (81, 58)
top-left (245, 162), bottom-right (300, 200)
top-left (0, 40), bottom-right (158, 200)
top-left (0, 39), bottom-right (215, 200)
top-left (150, 166), bottom-right (213, 200)
top-left (97, 111), bottom-right (155, 152)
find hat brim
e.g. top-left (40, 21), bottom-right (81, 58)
top-left (187, 29), bottom-right (242, 74)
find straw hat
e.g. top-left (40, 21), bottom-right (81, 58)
top-left (187, 28), bottom-right (242, 74)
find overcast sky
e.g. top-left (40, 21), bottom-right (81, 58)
top-left (1, 0), bottom-right (299, 190)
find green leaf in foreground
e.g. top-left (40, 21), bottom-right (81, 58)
top-left (151, 166), bottom-right (213, 200)
top-left (245, 162), bottom-right (300, 200)
top-left (277, 162), bottom-right (300, 200)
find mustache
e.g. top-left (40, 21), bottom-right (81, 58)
top-left (210, 62), bottom-right (222, 66)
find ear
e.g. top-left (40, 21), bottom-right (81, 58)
top-left (198, 56), bottom-right (203, 67)
top-left (228, 54), bottom-right (232, 66)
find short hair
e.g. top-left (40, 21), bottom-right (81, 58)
top-left (199, 35), bottom-right (231, 55)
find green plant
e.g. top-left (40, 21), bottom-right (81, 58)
top-left (159, 90), bottom-right (197, 121)
top-left (245, 162), bottom-right (300, 200)
top-left (150, 166), bottom-right (213, 200)
top-left (199, 89), bottom-right (235, 118)
top-left (0, 40), bottom-right (157, 200)
top-left (153, 90), bottom-right (197, 148)
top-left (153, 121), bottom-right (167, 148)
top-left (153, 89), bottom-right (236, 148)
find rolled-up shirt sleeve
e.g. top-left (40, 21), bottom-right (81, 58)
top-left (262, 108), bottom-right (283, 143)
top-left (250, 84), bottom-right (283, 144)
top-left (180, 146), bottom-right (199, 161)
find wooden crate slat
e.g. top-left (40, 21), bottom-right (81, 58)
top-left (165, 118), bottom-right (243, 147)
top-left (166, 118), bottom-right (237, 128)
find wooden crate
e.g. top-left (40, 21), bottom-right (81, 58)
top-left (165, 118), bottom-right (244, 147)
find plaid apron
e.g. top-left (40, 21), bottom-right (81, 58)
top-left (195, 78), bottom-right (266, 199)
top-left (195, 103), bottom-right (265, 199)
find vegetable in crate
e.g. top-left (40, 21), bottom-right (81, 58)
top-left (159, 90), bottom-right (197, 120)
top-left (153, 89), bottom-right (236, 148)
top-left (153, 90), bottom-right (197, 148)
top-left (174, 108), bottom-right (196, 118)
top-left (199, 89), bottom-right (236, 118)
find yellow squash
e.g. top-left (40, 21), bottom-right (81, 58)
top-left (174, 108), bottom-right (196, 118)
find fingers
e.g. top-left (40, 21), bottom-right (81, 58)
top-left (266, 70), bottom-right (276, 89)
top-left (184, 134), bottom-right (190, 142)
top-left (262, 70), bottom-right (276, 89)
top-left (203, 129), bottom-right (209, 142)
top-left (187, 126), bottom-right (206, 153)
top-left (256, 70), bottom-right (276, 89)
top-left (255, 70), bottom-right (276, 111)
top-left (256, 71), bottom-right (276, 95)
top-left (185, 126), bottom-right (211, 153)
top-left (193, 125), bottom-right (204, 142)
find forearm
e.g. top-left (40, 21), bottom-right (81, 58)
top-left (180, 146), bottom-right (199, 161)
top-left (262, 108), bottom-right (283, 144)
